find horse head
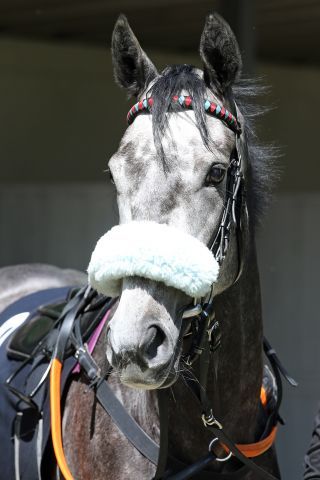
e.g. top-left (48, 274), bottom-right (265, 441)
top-left (88, 13), bottom-right (248, 389)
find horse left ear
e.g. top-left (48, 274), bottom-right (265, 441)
top-left (199, 13), bottom-right (242, 94)
top-left (111, 14), bottom-right (158, 98)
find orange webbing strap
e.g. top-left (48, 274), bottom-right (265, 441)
top-left (218, 387), bottom-right (276, 460)
top-left (49, 362), bottom-right (276, 477)
top-left (260, 386), bottom-right (268, 408)
top-left (229, 386), bottom-right (277, 458)
top-left (235, 426), bottom-right (278, 458)
top-left (50, 358), bottom-right (75, 480)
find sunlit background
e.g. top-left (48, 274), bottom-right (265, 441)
top-left (0, 1), bottom-right (319, 477)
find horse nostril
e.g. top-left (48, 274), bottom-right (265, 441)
top-left (142, 325), bottom-right (166, 361)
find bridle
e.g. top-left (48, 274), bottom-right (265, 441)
top-left (128, 93), bottom-right (244, 314)
top-left (125, 94), bottom-right (291, 477)
top-left (48, 93), bottom-right (296, 480)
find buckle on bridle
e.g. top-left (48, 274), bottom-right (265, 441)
top-left (201, 410), bottom-right (223, 429)
top-left (74, 344), bottom-right (101, 382)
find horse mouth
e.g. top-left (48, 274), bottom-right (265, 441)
top-left (119, 360), bottom-right (179, 390)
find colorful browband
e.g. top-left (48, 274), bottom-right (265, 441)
top-left (126, 95), bottom-right (241, 135)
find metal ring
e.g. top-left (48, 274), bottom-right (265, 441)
top-left (208, 438), bottom-right (233, 463)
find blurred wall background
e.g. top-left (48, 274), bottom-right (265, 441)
top-left (0, 1), bottom-right (319, 478)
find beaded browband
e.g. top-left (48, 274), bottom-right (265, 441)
top-left (127, 95), bottom-right (241, 135)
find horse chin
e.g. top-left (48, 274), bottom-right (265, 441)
top-left (119, 363), bottom-right (179, 390)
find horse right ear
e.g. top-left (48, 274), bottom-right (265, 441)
top-left (111, 15), bottom-right (158, 98)
top-left (199, 13), bottom-right (242, 95)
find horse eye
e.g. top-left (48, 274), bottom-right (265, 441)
top-left (205, 165), bottom-right (226, 186)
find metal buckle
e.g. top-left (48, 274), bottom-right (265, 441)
top-left (182, 303), bottom-right (202, 319)
top-left (208, 438), bottom-right (232, 463)
top-left (201, 410), bottom-right (223, 429)
top-left (75, 344), bottom-right (100, 382)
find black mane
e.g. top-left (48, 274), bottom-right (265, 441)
top-left (149, 64), bottom-right (279, 227)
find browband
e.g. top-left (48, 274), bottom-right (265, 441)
top-left (127, 95), bottom-right (242, 135)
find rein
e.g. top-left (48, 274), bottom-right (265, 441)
top-left (48, 95), bottom-right (296, 479)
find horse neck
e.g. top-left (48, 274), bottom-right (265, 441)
top-left (211, 236), bottom-right (263, 438)
top-left (167, 232), bottom-right (264, 460)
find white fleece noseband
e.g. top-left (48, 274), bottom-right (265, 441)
top-left (88, 221), bottom-right (219, 298)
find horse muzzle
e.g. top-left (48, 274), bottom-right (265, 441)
top-left (106, 317), bottom-right (175, 389)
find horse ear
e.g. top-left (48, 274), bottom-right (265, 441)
top-left (111, 15), bottom-right (158, 98)
top-left (199, 13), bottom-right (242, 94)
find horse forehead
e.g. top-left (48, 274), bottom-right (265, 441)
top-left (119, 113), bottom-right (228, 174)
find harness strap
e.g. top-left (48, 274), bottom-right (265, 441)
top-left (14, 412), bottom-right (23, 480)
top-left (154, 390), bottom-right (170, 479)
top-left (50, 286), bottom-right (97, 480)
top-left (204, 425), bottom-right (279, 480)
top-left (95, 380), bottom-right (159, 464)
top-left (50, 358), bottom-right (74, 480)
top-left (49, 313), bottom-right (281, 480)
top-left (233, 426), bottom-right (277, 458)
top-left (93, 373), bottom-right (278, 480)
top-left (36, 417), bottom-right (43, 480)
top-left (48, 288), bottom-right (295, 480)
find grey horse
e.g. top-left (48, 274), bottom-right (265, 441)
top-left (0, 13), bottom-right (281, 480)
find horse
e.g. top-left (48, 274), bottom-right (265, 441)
top-left (0, 12), bottom-right (287, 480)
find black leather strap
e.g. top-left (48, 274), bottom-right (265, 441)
top-left (95, 380), bottom-right (160, 464)
top-left (54, 286), bottom-right (93, 362)
top-left (93, 350), bottom-right (279, 480)
top-left (166, 453), bottom-right (248, 480)
top-left (94, 376), bottom-right (250, 480)
top-left (154, 390), bottom-right (169, 479)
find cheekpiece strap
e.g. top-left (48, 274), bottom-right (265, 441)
top-left (126, 95), bottom-right (242, 135)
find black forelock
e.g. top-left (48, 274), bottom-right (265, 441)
top-left (146, 63), bottom-right (279, 227)
top-left (148, 64), bottom-right (210, 165)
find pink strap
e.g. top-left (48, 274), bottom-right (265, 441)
top-left (72, 308), bottom-right (111, 374)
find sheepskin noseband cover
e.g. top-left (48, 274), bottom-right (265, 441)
top-left (87, 221), bottom-right (219, 298)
